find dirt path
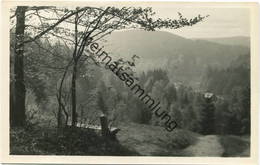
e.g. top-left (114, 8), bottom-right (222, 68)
top-left (116, 123), bottom-right (249, 157)
top-left (184, 135), bottom-right (224, 156)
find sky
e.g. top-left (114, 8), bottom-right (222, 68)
top-left (98, 2), bottom-right (251, 39)
top-left (19, 3), bottom-right (251, 40)
top-left (151, 6), bottom-right (250, 38)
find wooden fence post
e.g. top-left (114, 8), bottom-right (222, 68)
top-left (100, 115), bottom-right (110, 137)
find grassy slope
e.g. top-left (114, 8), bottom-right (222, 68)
top-left (10, 122), bottom-right (250, 156)
top-left (117, 123), bottom-right (250, 157)
top-left (183, 135), bottom-right (224, 156)
top-left (117, 122), bottom-right (199, 156)
top-left (219, 135), bottom-right (250, 157)
top-left (10, 125), bottom-right (139, 156)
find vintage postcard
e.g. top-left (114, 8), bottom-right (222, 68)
top-left (0, 1), bottom-right (259, 165)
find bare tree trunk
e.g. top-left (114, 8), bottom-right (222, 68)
top-left (71, 12), bottom-right (78, 127)
top-left (11, 6), bottom-right (27, 127)
top-left (57, 71), bottom-right (67, 128)
top-left (57, 60), bottom-right (72, 128)
top-left (71, 62), bottom-right (78, 126)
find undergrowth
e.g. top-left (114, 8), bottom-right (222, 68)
top-left (10, 123), bottom-right (139, 156)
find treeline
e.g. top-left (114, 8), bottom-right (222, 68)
top-left (201, 54), bottom-right (250, 135)
top-left (10, 6), bottom-right (207, 128)
top-left (98, 58), bottom-right (250, 135)
top-left (201, 54), bottom-right (250, 96)
top-left (13, 36), bottom-right (250, 136)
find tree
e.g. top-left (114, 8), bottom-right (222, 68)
top-left (52, 7), bottom-right (208, 127)
top-left (97, 81), bottom-right (109, 115)
top-left (215, 100), bottom-right (230, 134)
top-left (199, 93), bottom-right (216, 134)
top-left (11, 6), bottom-right (27, 127)
top-left (164, 84), bottom-right (177, 106)
top-left (240, 86), bottom-right (250, 134)
top-left (227, 86), bottom-right (250, 135)
top-left (10, 6), bottom-right (90, 127)
top-left (10, 6), bottom-right (208, 128)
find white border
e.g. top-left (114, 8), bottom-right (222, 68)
top-left (0, 1), bottom-right (259, 165)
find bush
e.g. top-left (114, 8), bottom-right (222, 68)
top-left (10, 124), bottom-right (138, 156)
top-left (10, 127), bottom-right (46, 155)
top-left (220, 135), bottom-right (250, 157)
top-left (166, 129), bottom-right (198, 149)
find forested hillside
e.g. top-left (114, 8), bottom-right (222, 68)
top-left (195, 36), bottom-right (250, 47)
top-left (105, 30), bottom-right (250, 87)
top-left (9, 6), bottom-right (250, 157)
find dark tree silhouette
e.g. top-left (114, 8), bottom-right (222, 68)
top-left (199, 93), bottom-right (216, 135)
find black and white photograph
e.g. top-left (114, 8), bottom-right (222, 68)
top-left (1, 1), bottom-right (259, 164)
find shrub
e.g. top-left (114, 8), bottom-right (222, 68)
top-left (220, 135), bottom-right (250, 157)
top-left (166, 129), bottom-right (198, 149)
top-left (10, 124), bottom-right (138, 156)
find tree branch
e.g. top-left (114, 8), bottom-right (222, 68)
top-left (23, 7), bottom-right (89, 44)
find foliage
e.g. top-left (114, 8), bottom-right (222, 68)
top-left (165, 129), bottom-right (198, 149)
top-left (9, 5), bottom-right (250, 156)
top-left (197, 96), bottom-right (216, 134)
top-left (10, 124), bottom-right (139, 155)
top-left (202, 54), bottom-right (250, 96)
top-left (201, 55), bottom-right (250, 135)
top-left (220, 135), bottom-right (250, 157)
